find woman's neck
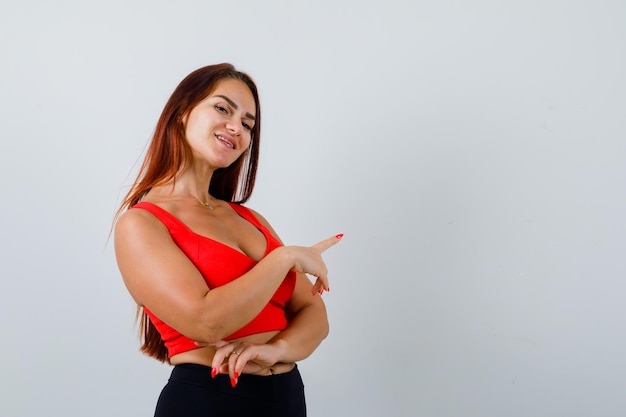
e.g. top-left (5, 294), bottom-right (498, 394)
top-left (154, 167), bottom-right (216, 202)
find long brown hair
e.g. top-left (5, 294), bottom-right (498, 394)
top-left (117, 63), bottom-right (262, 362)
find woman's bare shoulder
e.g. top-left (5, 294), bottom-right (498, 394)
top-left (115, 205), bottom-right (170, 241)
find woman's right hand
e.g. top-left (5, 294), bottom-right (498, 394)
top-left (282, 234), bottom-right (343, 295)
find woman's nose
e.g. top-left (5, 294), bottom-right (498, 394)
top-left (226, 120), bottom-right (241, 135)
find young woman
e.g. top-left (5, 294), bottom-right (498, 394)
top-left (114, 63), bottom-right (342, 416)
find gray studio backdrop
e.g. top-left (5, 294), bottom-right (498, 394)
top-left (1, 1), bottom-right (625, 416)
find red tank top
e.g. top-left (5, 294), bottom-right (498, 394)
top-left (132, 201), bottom-right (296, 357)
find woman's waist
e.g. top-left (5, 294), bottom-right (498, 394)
top-left (169, 331), bottom-right (294, 375)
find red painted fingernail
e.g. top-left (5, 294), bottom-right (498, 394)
top-left (327, 286), bottom-right (331, 292)
top-left (211, 368), bottom-right (217, 378)
top-left (234, 372), bottom-right (240, 379)
top-left (230, 378), bottom-right (237, 388)
top-left (336, 234), bottom-right (344, 239)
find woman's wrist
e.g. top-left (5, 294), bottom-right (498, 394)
top-left (271, 246), bottom-right (294, 272)
top-left (268, 338), bottom-right (289, 364)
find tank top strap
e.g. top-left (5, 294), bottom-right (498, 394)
top-left (227, 203), bottom-right (265, 231)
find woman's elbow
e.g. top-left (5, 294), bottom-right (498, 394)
top-left (181, 309), bottom-right (230, 343)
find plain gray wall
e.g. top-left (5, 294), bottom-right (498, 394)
top-left (1, 1), bottom-right (625, 416)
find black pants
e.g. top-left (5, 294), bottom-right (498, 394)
top-left (154, 363), bottom-right (307, 417)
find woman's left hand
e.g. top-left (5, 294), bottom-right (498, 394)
top-left (195, 340), bottom-right (284, 386)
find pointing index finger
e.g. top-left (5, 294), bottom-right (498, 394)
top-left (311, 233), bottom-right (344, 253)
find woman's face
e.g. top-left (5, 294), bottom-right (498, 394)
top-left (183, 78), bottom-right (256, 169)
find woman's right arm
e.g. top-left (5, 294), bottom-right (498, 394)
top-left (114, 209), bottom-right (331, 343)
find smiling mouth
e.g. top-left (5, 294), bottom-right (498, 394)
top-left (216, 134), bottom-right (235, 149)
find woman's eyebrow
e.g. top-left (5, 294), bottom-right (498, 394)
top-left (215, 94), bottom-right (256, 121)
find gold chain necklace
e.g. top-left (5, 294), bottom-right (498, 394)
top-left (194, 197), bottom-right (214, 211)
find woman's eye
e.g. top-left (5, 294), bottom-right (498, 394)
top-left (242, 122), bottom-right (253, 131)
top-left (214, 104), bottom-right (228, 114)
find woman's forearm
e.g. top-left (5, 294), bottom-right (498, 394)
top-left (196, 247), bottom-right (294, 341)
top-left (268, 301), bottom-right (329, 364)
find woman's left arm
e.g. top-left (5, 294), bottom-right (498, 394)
top-left (267, 272), bottom-right (329, 363)
top-left (253, 208), bottom-right (330, 362)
